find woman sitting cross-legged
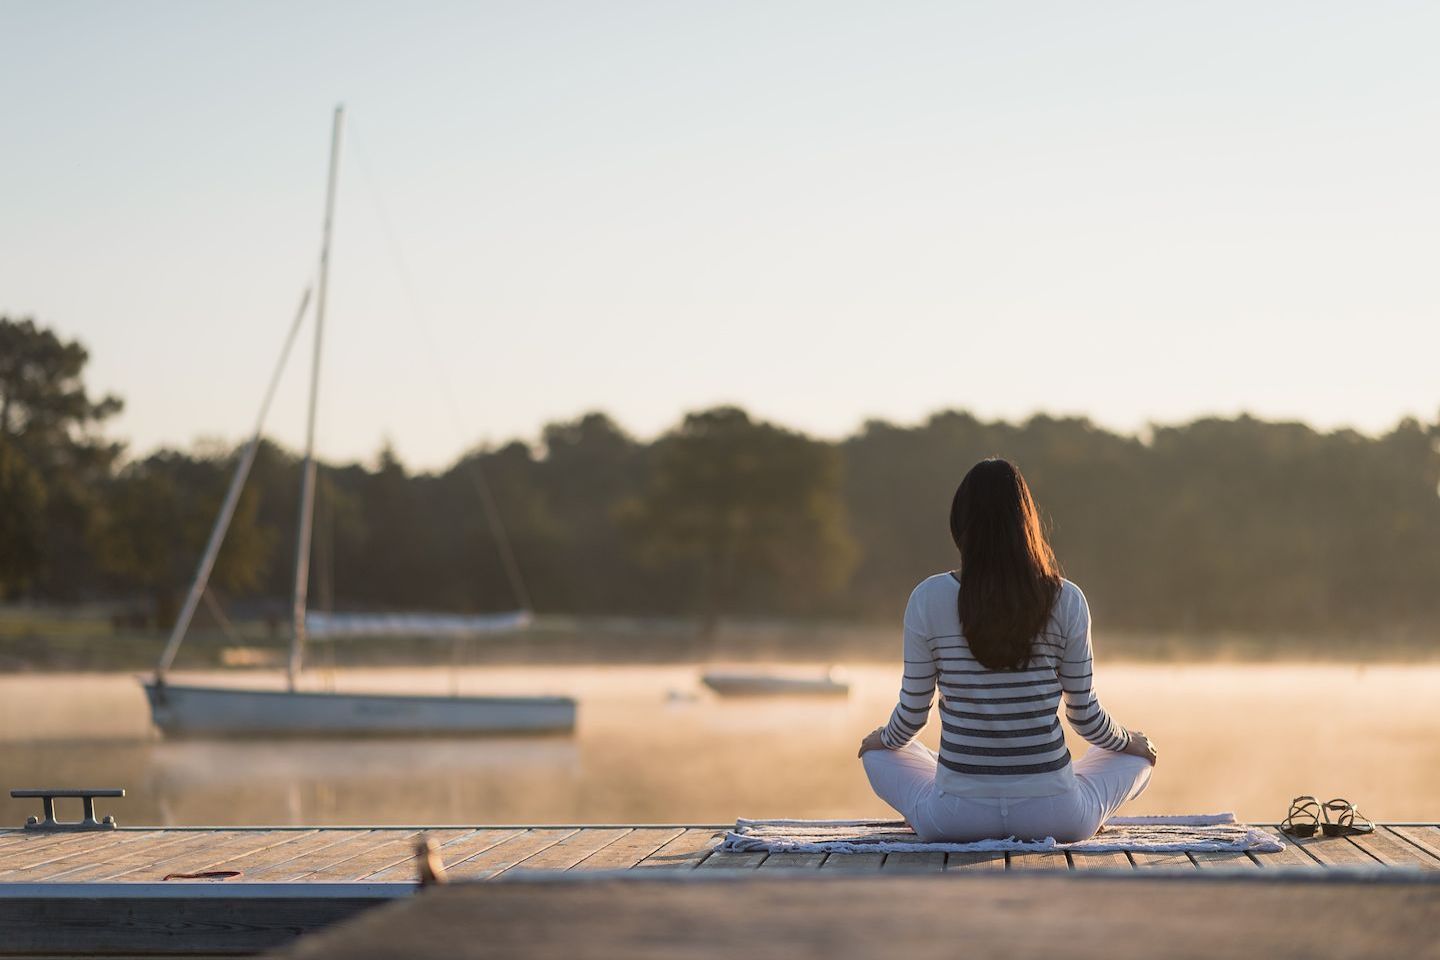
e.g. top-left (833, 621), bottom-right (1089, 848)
top-left (859, 457), bottom-right (1157, 844)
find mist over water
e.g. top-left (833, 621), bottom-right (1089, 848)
top-left (1, 663), bottom-right (1436, 828)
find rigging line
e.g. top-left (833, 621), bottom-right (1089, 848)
top-left (346, 115), bottom-right (534, 613)
top-left (156, 285), bottom-right (313, 677)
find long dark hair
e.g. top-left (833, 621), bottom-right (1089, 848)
top-left (949, 458), bottom-right (1062, 670)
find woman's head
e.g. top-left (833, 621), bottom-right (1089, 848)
top-left (949, 458), bottom-right (1062, 670)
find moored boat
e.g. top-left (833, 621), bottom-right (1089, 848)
top-left (701, 669), bottom-right (849, 697)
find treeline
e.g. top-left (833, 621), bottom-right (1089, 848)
top-left (3, 315), bottom-right (1439, 637)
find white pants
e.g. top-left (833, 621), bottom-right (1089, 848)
top-left (862, 740), bottom-right (1152, 843)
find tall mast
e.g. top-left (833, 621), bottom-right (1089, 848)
top-left (289, 104), bottom-right (343, 691)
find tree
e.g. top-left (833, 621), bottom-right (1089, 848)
top-left (0, 316), bottom-right (123, 597)
top-left (99, 450), bottom-right (273, 627)
top-left (623, 407), bottom-right (857, 634)
top-left (0, 438), bottom-right (46, 597)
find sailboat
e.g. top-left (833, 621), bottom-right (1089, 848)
top-left (141, 106), bottom-right (576, 737)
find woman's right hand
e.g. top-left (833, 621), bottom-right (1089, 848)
top-left (1122, 731), bottom-right (1158, 765)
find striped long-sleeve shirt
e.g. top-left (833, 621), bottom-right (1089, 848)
top-left (879, 573), bottom-right (1132, 798)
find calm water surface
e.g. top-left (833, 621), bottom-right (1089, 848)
top-left (0, 663), bottom-right (1435, 826)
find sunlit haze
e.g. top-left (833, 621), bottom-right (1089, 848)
top-left (3, 0), bottom-right (1437, 468)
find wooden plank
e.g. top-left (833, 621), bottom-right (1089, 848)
top-left (261, 874), bottom-right (1440, 960)
top-left (1249, 829), bottom-right (1323, 869)
top-left (447, 829), bottom-right (579, 880)
top-left (0, 893), bottom-right (391, 957)
top-left (944, 851), bottom-right (1006, 870)
top-left (0, 834), bottom-right (188, 880)
top-left (633, 828), bottom-right (724, 870)
top-left (366, 829), bottom-right (526, 882)
top-left (819, 853), bottom-right (884, 871)
top-left (1007, 852), bottom-right (1070, 871)
top-left (241, 831), bottom-right (384, 882)
top-left (1190, 851), bottom-right (1258, 870)
top-left (1284, 833), bottom-right (1379, 868)
top-left (758, 852), bottom-right (826, 870)
top-left (1128, 851), bottom-right (1196, 869)
top-left (696, 850), bottom-right (767, 870)
top-left (879, 851), bottom-right (945, 873)
top-left (11, 834), bottom-right (233, 886)
top-left (1388, 825), bottom-right (1440, 863)
top-left (0, 829), bottom-right (194, 880)
top-left (190, 830), bottom-right (374, 881)
top-left (572, 828), bottom-right (685, 871)
top-left (1068, 851), bottom-right (1131, 870)
top-left (1346, 829), bottom-right (1440, 871)
top-left (108, 830), bottom-right (303, 881)
top-left (508, 828), bottom-right (631, 872)
top-left (54, 830), bottom-right (297, 882)
top-left (295, 830), bottom-right (470, 883)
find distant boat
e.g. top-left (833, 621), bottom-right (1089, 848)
top-left (142, 106), bottom-right (576, 737)
top-left (701, 668), bottom-right (850, 697)
top-left (143, 683), bottom-right (576, 738)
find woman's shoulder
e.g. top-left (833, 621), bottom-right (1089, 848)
top-left (903, 571), bottom-right (958, 621)
top-left (1054, 578), bottom-right (1089, 622)
top-left (910, 571), bottom-right (960, 599)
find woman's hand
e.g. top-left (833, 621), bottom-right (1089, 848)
top-left (1122, 730), bottom-right (1158, 765)
top-left (857, 728), bottom-right (889, 757)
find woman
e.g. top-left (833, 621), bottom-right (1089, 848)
top-left (858, 458), bottom-right (1156, 843)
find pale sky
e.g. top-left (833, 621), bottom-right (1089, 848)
top-left (2, 0), bottom-right (1437, 469)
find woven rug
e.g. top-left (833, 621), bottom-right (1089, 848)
top-left (720, 814), bottom-right (1284, 854)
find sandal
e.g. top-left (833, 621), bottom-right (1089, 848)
top-left (1280, 795), bottom-right (1322, 838)
top-left (1321, 798), bottom-right (1375, 837)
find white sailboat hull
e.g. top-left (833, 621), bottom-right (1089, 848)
top-left (142, 682), bottom-right (576, 737)
top-left (700, 672), bottom-right (850, 697)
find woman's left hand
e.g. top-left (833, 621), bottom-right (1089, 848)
top-left (857, 728), bottom-right (889, 757)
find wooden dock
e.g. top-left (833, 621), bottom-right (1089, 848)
top-left (1, 822), bottom-right (1437, 956)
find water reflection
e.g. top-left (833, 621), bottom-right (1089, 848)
top-left (0, 663), bottom-right (1436, 826)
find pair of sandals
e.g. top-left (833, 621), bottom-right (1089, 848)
top-left (1280, 795), bottom-right (1374, 838)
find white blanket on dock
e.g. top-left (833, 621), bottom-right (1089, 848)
top-left (720, 814), bottom-right (1284, 854)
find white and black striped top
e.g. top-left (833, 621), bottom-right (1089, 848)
top-left (880, 573), bottom-right (1132, 798)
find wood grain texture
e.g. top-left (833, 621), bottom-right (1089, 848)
top-left (944, 851), bottom-right (1007, 871)
top-left (1345, 829), bottom-right (1440, 870)
top-left (3, 824), bottom-right (1438, 886)
top-left (696, 850), bottom-right (767, 870)
top-left (1067, 851), bottom-right (1131, 870)
top-left (1128, 851), bottom-right (1197, 870)
top-left (1007, 852), bottom-right (1070, 871)
top-left (267, 875), bottom-right (1440, 960)
top-left (1284, 833), bottom-right (1380, 868)
top-left (573, 828), bottom-right (686, 871)
top-left (633, 829), bottom-right (725, 870)
top-left (817, 852), bottom-right (883, 871)
top-left (755, 852), bottom-right (826, 870)
top-left (444, 829), bottom-right (578, 880)
top-left (1250, 829), bottom-right (1322, 869)
top-left (1190, 850), bottom-right (1259, 870)
top-left (0, 894), bottom-right (386, 956)
top-left (241, 831), bottom-right (384, 882)
top-left (297, 831), bottom-right (470, 883)
top-left (1389, 826), bottom-right (1440, 863)
top-left (507, 828), bottom-right (631, 872)
top-left (25, 831), bottom-right (256, 882)
top-left (879, 851), bottom-right (945, 873)
top-left (365, 829), bottom-right (526, 882)
top-left (0, 830), bottom-right (187, 880)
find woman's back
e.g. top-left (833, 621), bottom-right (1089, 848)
top-left (879, 573), bottom-right (1131, 799)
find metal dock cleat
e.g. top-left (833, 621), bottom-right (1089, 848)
top-left (12, 787), bottom-right (125, 832)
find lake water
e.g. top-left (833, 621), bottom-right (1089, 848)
top-left (0, 663), bottom-right (1436, 827)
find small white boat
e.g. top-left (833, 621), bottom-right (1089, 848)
top-left (701, 669), bottom-right (850, 697)
top-left (142, 682), bottom-right (576, 738)
top-left (141, 106), bottom-right (576, 737)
